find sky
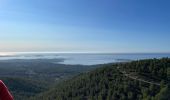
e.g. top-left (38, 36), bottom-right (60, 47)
top-left (0, 0), bottom-right (170, 53)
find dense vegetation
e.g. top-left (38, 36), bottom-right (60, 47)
top-left (1, 58), bottom-right (170, 100)
top-left (0, 59), bottom-right (99, 100)
top-left (118, 58), bottom-right (170, 83)
top-left (0, 59), bottom-right (99, 82)
top-left (31, 58), bottom-right (170, 100)
top-left (1, 77), bottom-right (48, 100)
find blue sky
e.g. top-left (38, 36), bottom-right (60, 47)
top-left (0, 0), bottom-right (170, 53)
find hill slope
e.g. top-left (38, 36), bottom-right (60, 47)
top-left (1, 77), bottom-right (48, 100)
top-left (31, 58), bottom-right (170, 100)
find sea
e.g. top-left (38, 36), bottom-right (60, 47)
top-left (0, 53), bottom-right (170, 65)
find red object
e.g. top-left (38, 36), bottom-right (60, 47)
top-left (0, 80), bottom-right (14, 100)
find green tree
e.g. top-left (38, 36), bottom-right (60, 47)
top-left (155, 85), bottom-right (170, 100)
top-left (167, 67), bottom-right (170, 81)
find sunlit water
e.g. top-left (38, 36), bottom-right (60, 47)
top-left (0, 53), bottom-right (170, 65)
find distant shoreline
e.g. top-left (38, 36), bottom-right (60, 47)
top-left (0, 53), bottom-right (170, 65)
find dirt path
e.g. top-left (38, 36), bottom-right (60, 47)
top-left (117, 67), bottom-right (160, 86)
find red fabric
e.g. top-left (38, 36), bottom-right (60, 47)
top-left (0, 80), bottom-right (14, 100)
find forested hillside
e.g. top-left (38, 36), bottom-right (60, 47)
top-left (32, 58), bottom-right (170, 100)
top-left (1, 77), bottom-right (48, 100)
top-left (118, 58), bottom-right (170, 83)
top-left (0, 59), bottom-right (99, 100)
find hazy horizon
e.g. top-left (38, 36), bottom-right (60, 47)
top-left (0, 52), bottom-right (170, 65)
top-left (1, 51), bottom-right (170, 55)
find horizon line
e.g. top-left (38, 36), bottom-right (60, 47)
top-left (0, 51), bottom-right (170, 54)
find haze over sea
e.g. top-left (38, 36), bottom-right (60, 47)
top-left (0, 52), bottom-right (170, 65)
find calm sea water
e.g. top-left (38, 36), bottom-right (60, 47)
top-left (0, 53), bottom-right (170, 65)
